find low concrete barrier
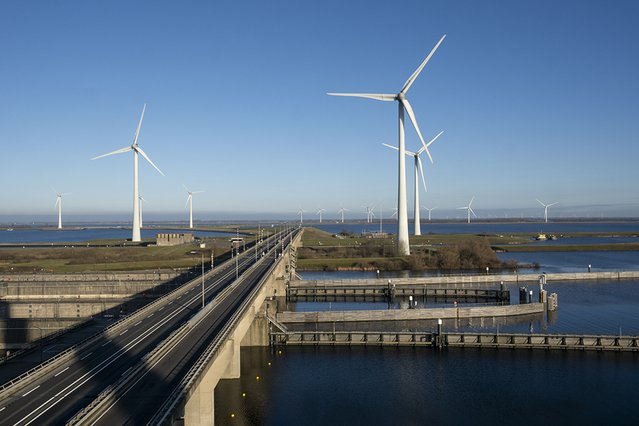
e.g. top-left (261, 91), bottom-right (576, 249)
top-left (293, 270), bottom-right (639, 288)
top-left (277, 303), bottom-right (544, 323)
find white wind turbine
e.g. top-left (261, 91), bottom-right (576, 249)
top-left (52, 188), bottom-right (71, 229)
top-left (328, 35), bottom-right (446, 255)
top-left (184, 186), bottom-right (204, 229)
top-left (316, 208), bottom-right (326, 223)
top-left (457, 196), bottom-right (477, 224)
top-left (138, 195), bottom-right (146, 228)
top-left (423, 206), bottom-right (437, 221)
top-left (298, 208), bottom-right (306, 224)
top-left (91, 104), bottom-right (164, 242)
top-left (383, 130), bottom-right (444, 236)
top-left (537, 199), bottom-right (558, 223)
top-left (362, 205), bottom-right (375, 223)
top-left (337, 207), bottom-right (349, 223)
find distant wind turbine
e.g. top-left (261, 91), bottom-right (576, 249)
top-left (91, 104), bottom-right (164, 242)
top-left (298, 208), bottom-right (306, 224)
top-left (536, 199), bottom-right (558, 223)
top-left (52, 188), bottom-right (71, 229)
top-left (337, 207), bottom-right (349, 223)
top-left (457, 196), bottom-right (477, 224)
top-left (423, 206), bottom-right (437, 221)
top-left (316, 208), bottom-right (326, 223)
top-left (184, 186), bottom-right (204, 229)
top-left (383, 130), bottom-right (444, 235)
top-left (329, 35), bottom-right (447, 255)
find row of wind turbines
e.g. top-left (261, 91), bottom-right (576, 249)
top-left (53, 105), bottom-right (205, 240)
top-left (297, 198), bottom-right (559, 225)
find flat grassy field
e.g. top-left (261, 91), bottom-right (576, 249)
top-left (0, 239), bottom-right (235, 273)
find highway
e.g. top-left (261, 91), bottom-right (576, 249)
top-left (0, 228), bottom-right (296, 425)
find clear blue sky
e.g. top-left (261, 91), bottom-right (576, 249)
top-left (1, 0), bottom-right (638, 222)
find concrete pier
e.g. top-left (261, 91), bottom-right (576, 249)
top-left (277, 303), bottom-right (544, 324)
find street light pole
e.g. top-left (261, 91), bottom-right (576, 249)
top-left (201, 252), bottom-right (205, 308)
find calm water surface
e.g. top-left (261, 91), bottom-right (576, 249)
top-left (315, 221), bottom-right (639, 235)
top-left (216, 347), bottom-right (639, 425)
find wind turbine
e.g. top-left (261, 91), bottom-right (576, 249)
top-left (91, 104), bottom-right (164, 242)
top-left (457, 196), bottom-right (477, 224)
top-left (138, 195), bottom-right (146, 228)
top-left (328, 35), bottom-right (446, 255)
top-left (316, 208), bottom-right (326, 223)
top-left (362, 205), bottom-right (375, 223)
top-left (383, 130), bottom-right (444, 235)
top-left (52, 188), bottom-right (71, 229)
top-left (184, 186), bottom-right (204, 229)
top-left (337, 207), bottom-right (349, 223)
top-left (298, 208), bottom-right (306, 224)
top-left (536, 199), bottom-right (558, 223)
top-left (423, 206), bottom-right (437, 221)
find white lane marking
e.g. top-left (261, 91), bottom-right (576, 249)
top-left (159, 306), bottom-right (165, 311)
top-left (119, 329), bottom-right (128, 336)
top-left (14, 252), bottom-right (262, 425)
top-left (148, 313), bottom-right (154, 318)
top-left (101, 341), bottom-right (110, 347)
top-left (80, 352), bottom-right (93, 361)
top-left (22, 385), bottom-right (40, 397)
top-left (54, 367), bottom-right (69, 377)
top-left (134, 321), bottom-right (142, 326)
top-left (0, 406), bottom-right (6, 412)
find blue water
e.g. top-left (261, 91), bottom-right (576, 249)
top-left (216, 346), bottom-right (639, 425)
top-left (0, 227), bottom-right (234, 244)
top-left (498, 251), bottom-right (639, 273)
top-left (315, 221), bottom-right (639, 235)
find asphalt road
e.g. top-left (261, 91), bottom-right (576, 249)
top-left (0, 229), bottom-right (295, 425)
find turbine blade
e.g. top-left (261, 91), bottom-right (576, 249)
top-left (132, 104), bottom-right (146, 146)
top-left (54, 198), bottom-right (60, 207)
top-left (402, 98), bottom-right (433, 164)
top-left (536, 199), bottom-right (546, 207)
top-left (327, 92), bottom-right (396, 101)
top-left (185, 194), bottom-right (191, 208)
top-left (135, 146), bottom-right (165, 176)
top-left (91, 146), bottom-right (132, 160)
top-left (417, 157), bottom-right (427, 193)
top-left (426, 130), bottom-right (445, 148)
top-left (382, 143), bottom-right (399, 151)
top-left (192, 190), bottom-right (205, 194)
top-left (401, 34), bottom-right (447, 94)
top-left (469, 196), bottom-right (475, 207)
top-left (456, 207), bottom-right (468, 210)
top-left (548, 202), bottom-right (558, 207)
top-left (470, 207), bottom-right (477, 218)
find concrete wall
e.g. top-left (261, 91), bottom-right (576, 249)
top-left (293, 270), bottom-right (639, 288)
top-left (277, 303), bottom-right (544, 323)
top-left (0, 272), bottom-right (178, 283)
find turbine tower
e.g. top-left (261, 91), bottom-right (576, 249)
top-left (423, 206), bottom-right (437, 221)
top-left (457, 196), bottom-right (477, 224)
top-left (298, 208), bottom-right (306, 224)
top-left (184, 186), bottom-right (204, 229)
top-left (52, 188), bottom-right (71, 229)
top-left (337, 207), bottom-right (349, 223)
top-left (536, 199), bottom-right (558, 223)
top-left (138, 195), bottom-right (146, 228)
top-left (316, 208), bottom-right (326, 223)
top-left (383, 130), bottom-right (444, 235)
top-left (328, 35), bottom-right (446, 255)
top-left (91, 104), bottom-right (164, 242)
